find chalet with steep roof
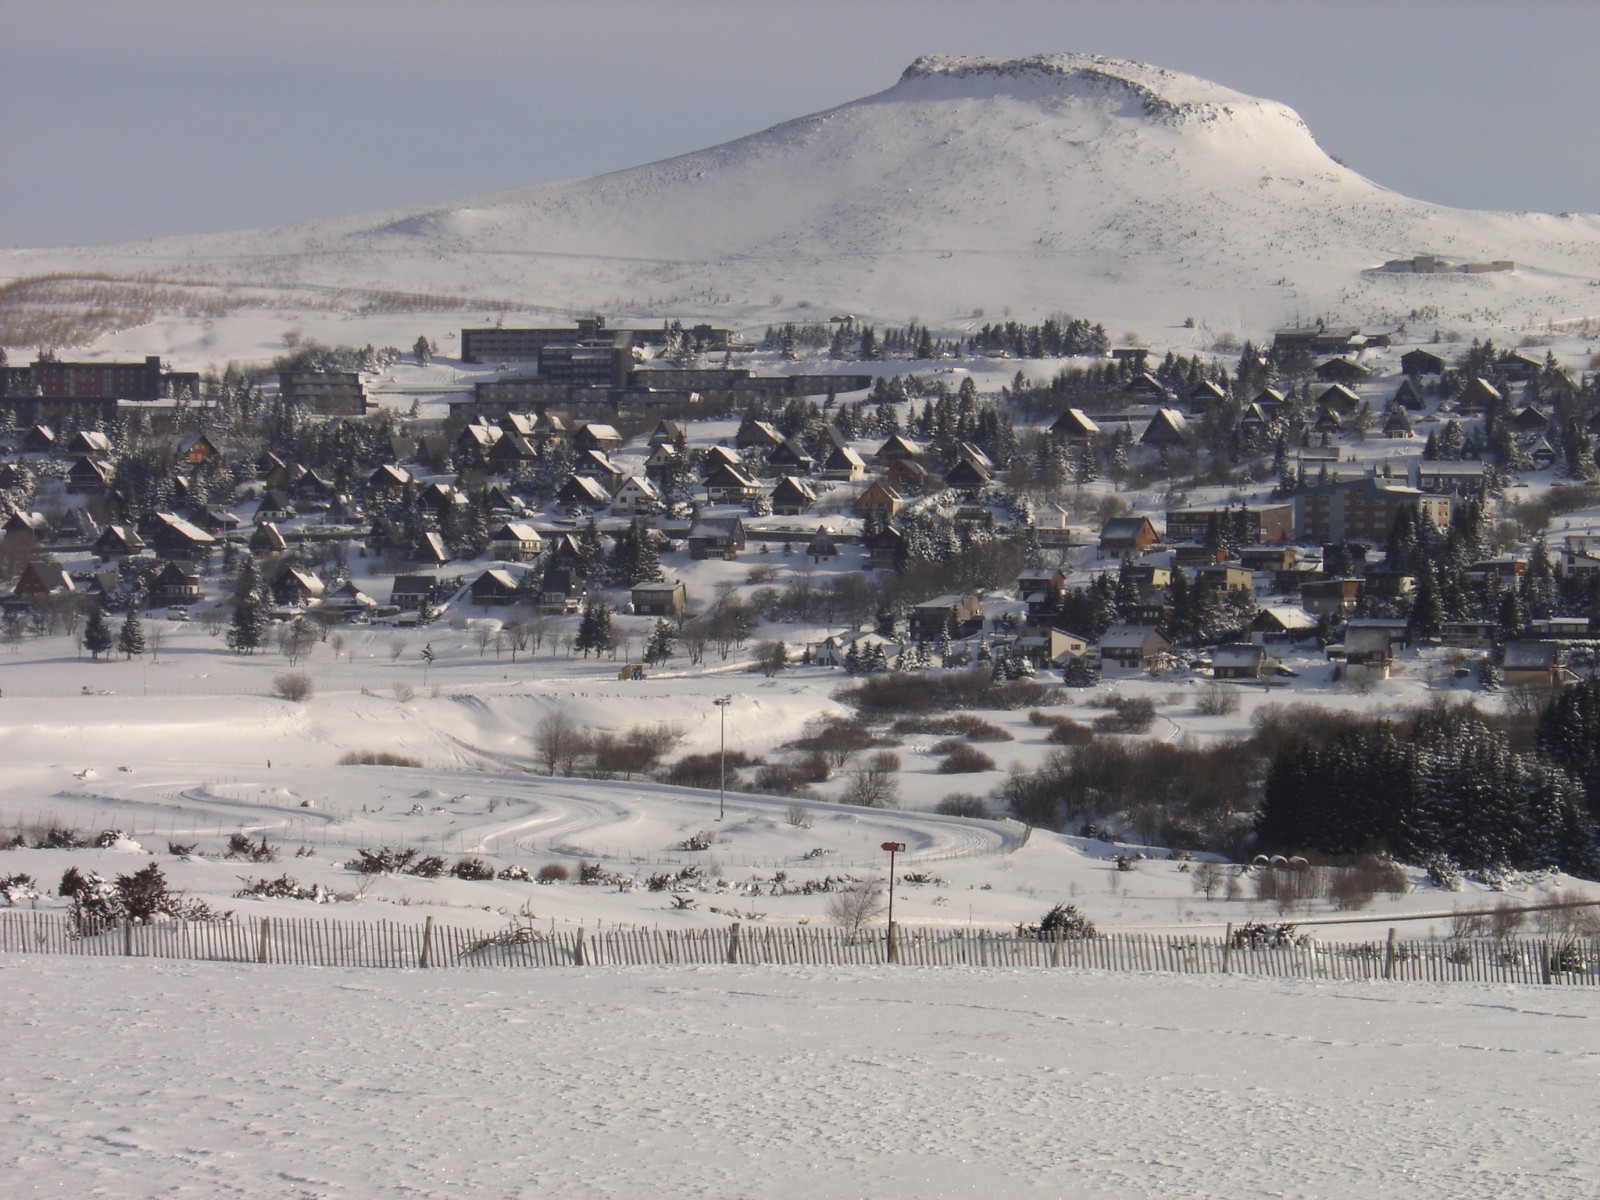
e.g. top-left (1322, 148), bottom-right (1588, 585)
top-left (489, 522), bottom-right (545, 562)
top-left (770, 476), bottom-right (817, 516)
top-left (687, 516), bottom-right (746, 560)
top-left (1140, 408), bottom-right (1189, 447)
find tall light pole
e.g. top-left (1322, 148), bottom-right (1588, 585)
top-left (713, 696), bottom-right (731, 820)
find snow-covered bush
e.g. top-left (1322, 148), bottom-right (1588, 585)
top-left (234, 875), bottom-right (329, 902)
top-left (450, 857), bottom-right (495, 881)
top-left (1020, 902), bottom-right (1099, 941)
top-left (497, 864), bottom-right (533, 882)
top-left (1, 873), bottom-right (40, 906)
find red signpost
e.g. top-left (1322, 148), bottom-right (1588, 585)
top-left (882, 842), bottom-right (906, 963)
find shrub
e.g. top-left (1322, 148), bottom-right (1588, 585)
top-left (1029, 710), bottom-right (1096, 745)
top-left (1195, 683), bottom-right (1241, 716)
top-left (667, 750), bottom-right (758, 790)
top-left (535, 863), bottom-right (569, 883)
top-left (352, 846), bottom-right (419, 875)
top-left (62, 862), bottom-right (223, 928)
top-left (273, 673), bottom-right (314, 703)
top-left (497, 864), bottom-right (533, 882)
top-left (1091, 696), bottom-right (1156, 733)
top-left (234, 874), bottom-right (328, 902)
top-left (935, 793), bottom-right (989, 818)
top-left (409, 855), bottom-right (447, 879)
top-left (1, 873), bottom-right (40, 905)
top-left (784, 805), bottom-right (812, 828)
top-left (167, 841), bottom-right (197, 857)
top-left (1021, 903), bottom-right (1098, 940)
top-left (753, 761), bottom-right (816, 797)
top-left (450, 857), bottom-right (495, 881)
top-left (1230, 920), bottom-right (1305, 948)
top-left (38, 826), bottom-right (85, 850)
top-left (338, 750), bottom-right (423, 767)
top-left (578, 861), bottom-right (606, 885)
top-left (1426, 854), bottom-right (1463, 892)
top-left (937, 744), bottom-right (998, 774)
top-left (890, 714), bottom-right (1014, 742)
top-left (826, 881), bottom-right (885, 939)
top-left (224, 833), bottom-right (277, 862)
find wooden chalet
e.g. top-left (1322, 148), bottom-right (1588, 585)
top-left (249, 522), bottom-right (289, 555)
top-left (537, 566), bottom-right (586, 613)
top-left (687, 516), bottom-right (746, 560)
top-left (806, 527), bottom-right (838, 563)
top-left (1140, 408), bottom-right (1189, 447)
top-left (489, 522), bottom-right (545, 562)
top-left (1050, 408), bottom-right (1101, 442)
top-left (703, 464), bottom-right (762, 506)
top-left (631, 580), bottom-right (688, 619)
top-left (1211, 643), bottom-right (1278, 680)
top-left (388, 575), bottom-right (437, 612)
top-left (820, 445), bottom-right (866, 481)
top-left (907, 594), bottom-right (984, 643)
top-left (1400, 349), bottom-right (1446, 376)
top-left (767, 438), bottom-right (816, 475)
top-left (769, 476), bottom-right (816, 516)
top-left (1099, 516), bottom-right (1160, 556)
top-left (610, 476), bottom-right (662, 517)
top-left (854, 480), bottom-right (903, 520)
top-left (1097, 624), bottom-right (1170, 674)
top-left (470, 568), bottom-right (521, 607)
top-left (149, 560), bottom-right (201, 607)
top-left (271, 565), bottom-right (325, 607)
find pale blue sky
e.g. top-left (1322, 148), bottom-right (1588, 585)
top-left (3, 0), bottom-right (1595, 248)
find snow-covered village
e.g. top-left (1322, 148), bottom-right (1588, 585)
top-left (4, 20), bottom-right (1600, 1200)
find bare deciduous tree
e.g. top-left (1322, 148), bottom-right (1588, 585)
top-left (842, 751), bottom-right (901, 809)
top-left (827, 881), bottom-right (886, 942)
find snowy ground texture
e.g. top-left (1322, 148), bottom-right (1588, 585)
top-left (4, 956), bottom-right (1596, 1200)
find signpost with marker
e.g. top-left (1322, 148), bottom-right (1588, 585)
top-left (882, 841), bottom-right (906, 963)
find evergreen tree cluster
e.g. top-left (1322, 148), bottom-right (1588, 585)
top-left (1258, 704), bottom-right (1597, 876)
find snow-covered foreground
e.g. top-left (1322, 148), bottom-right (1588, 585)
top-left (4, 956), bottom-right (1594, 1199)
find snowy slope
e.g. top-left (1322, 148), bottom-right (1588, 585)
top-left (6, 53), bottom-right (1599, 358)
top-left (6, 956), bottom-right (1598, 1199)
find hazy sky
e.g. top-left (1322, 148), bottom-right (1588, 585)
top-left (3, 0), bottom-right (1596, 249)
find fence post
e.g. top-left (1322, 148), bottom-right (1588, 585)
top-left (725, 922), bottom-right (741, 965)
top-left (574, 926), bottom-right (587, 967)
top-left (1541, 939), bottom-right (1552, 986)
top-left (1222, 924), bottom-right (1233, 974)
top-left (257, 917), bottom-right (271, 964)
top-left (123, 921), bottom-right (134, 957)
top-left (1383, 927), bottom-right (1398, 980)
top-left (419, 916), bottom-right (434, 969)
top-left (886, 921), bottom-right (898, 965)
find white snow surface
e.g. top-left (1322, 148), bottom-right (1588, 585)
top-left (4, 955), bottom-right (1596, 1199)
top-left (6, 52), bottom-right (1599, 363)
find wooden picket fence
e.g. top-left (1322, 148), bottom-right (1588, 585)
top-left (2, 910), bottom-right (1596, 985)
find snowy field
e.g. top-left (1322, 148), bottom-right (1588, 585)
top-left (4, 955), bottom-right (1596, 1199)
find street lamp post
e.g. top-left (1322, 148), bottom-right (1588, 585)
top-left (713, 696), bottom-right (731, 820)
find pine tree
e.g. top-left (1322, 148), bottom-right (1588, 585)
top-left (117, 602), bottom-right (145, 660)
top-left (83, 605), bottom-right (113, 660)
top-left (227, 596), bottom-right (266, 654)
top-left (644, 619), bottom-right (675, 666)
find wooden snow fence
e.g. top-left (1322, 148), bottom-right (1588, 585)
top-left (1, 912), bottom-right (1597, 986)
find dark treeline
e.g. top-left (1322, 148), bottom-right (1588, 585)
top-left (1000, 685), bottom-right (1600, 879)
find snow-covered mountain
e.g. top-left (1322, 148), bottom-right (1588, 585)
top-left (6, 53), bottom-right (1600, 354)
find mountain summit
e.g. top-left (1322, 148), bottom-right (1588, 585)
top-left (5, 54), bottom-right (1597, 351)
